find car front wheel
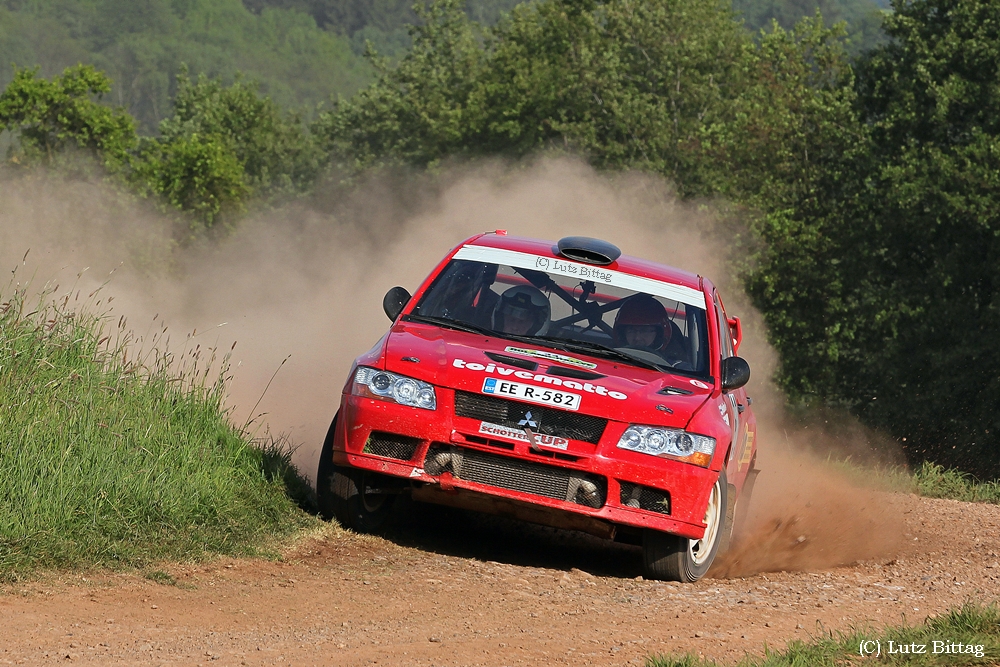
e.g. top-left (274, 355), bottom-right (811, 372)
top-left (329, 466), bottom-right (396, 533)
top-left (316, 415), bottom-right (397, 532)
top-left (316, 415), bottom-right (339, 521)
top-left (642, 470), bottom-right (728, 582)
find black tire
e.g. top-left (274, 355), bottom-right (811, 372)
top-left (316, 414), bottom-right (339, 521)
top-left (331, 465), bottom-right (397, 533)
top-left (315, 415), bottom-right (397, 532)
top-left (642, 470), bottom-right (728, 582)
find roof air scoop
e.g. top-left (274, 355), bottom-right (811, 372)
top-left (556, 236), bottom-right (622, 266)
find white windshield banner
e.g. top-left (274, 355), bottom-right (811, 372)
top-left (453, 245), bottom-right (706, 309)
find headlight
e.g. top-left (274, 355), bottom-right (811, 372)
top-left (352, 367), bottom-right (437, 410)
top-left (616, 425), bottom-right (715, 467)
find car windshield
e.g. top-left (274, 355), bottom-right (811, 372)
top-left (410, 248), bottom-right (711, 376)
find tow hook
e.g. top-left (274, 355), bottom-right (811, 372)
top-left (523, 426), bottom-right (542, 453)
top-left (439, 471), bottom-right (456, 492)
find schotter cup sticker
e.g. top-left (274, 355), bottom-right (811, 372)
top-left (478, 422), bottom-right (570, 450)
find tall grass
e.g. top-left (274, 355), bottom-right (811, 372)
top-left (825, 457), bottom-right (1000, 505)
top-left (911, 461), bottom-right (1000, 504)
top-left (0, 279), bottom-right (313, 576)
top-left (647, 601), bottom-right (1000, 666)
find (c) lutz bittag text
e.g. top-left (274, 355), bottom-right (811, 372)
top-left (859, 640), bottom-right (985, 658)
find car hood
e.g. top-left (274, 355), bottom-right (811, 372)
top-left (380, 320), bottom-right (712, 428)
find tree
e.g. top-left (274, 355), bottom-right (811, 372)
top-left (132, 133), bottom-right (249, 231)
top-left (318, 0), bottom-right (754, 181)
top-left (733, 0), bottom-right (886, 53)
top-left (159, 69), bottom-right (323, 197)
top-left (845, 0), bottom-right (1000, 474)
top-left (315, 0), bottom-right (486, 170)
top-left (712, 17), bottom-right (874, 403)
top-left (741, 0), bottom-right (1000, 476)
top-left (0, 0), bottom-right (371, 134)
top-left (129, 69), bottom-right (327, 231)
top-left (0, 64), bottom-right (136, 170)
top-left (319, 0), bottom-right (856, 202)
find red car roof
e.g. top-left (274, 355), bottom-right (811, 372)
top-left (466, 232), bottom-right (704, 292)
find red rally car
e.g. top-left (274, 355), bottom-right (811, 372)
top-left (317, 233), bottom-right (759, 582)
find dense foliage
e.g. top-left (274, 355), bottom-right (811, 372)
top-left (0, 0), bottom-right (885, 135)
top-left (0, 64), bottom-right (136, 170)
top-left (733, 0), bottom-right (1000, 476)
top-left (0, 63), bottom-right (316, 229)
top-left (242, 0), bottom-right (524, 56)
top-left (3, 0), bottom-right (1000, 478)
top-left (838, 0), bottom-right (1000, 473)
top-left (0, 0), bottom-right (371, 133)
top-left (734, 0), bottom-right (886, 53)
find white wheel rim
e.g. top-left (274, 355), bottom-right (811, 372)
top-left (689, 480), bottom-right (722, 566)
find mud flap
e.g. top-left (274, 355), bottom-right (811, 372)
top-left (717, 484), bottom-right (738, 555)
top-left (732, 467), bottom-right (760, 544)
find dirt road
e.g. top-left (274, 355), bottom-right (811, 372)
top-left (1, 492), bottom-right (997, 667)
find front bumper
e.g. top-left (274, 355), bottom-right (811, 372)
top-left (332, 391), bottom-right (716, 540)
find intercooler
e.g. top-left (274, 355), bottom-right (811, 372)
top-left (423, 444), bottom-right (606, 508)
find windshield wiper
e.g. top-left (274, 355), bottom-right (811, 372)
top-left (405, 315), bottom-right (667, 372)
top-left (403, 314), bottom-right (495, 337)
top-left (509, 335), bottom-right (667, 372)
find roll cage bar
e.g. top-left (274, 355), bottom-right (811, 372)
top-left (513, 267), bottom-right (624, 338)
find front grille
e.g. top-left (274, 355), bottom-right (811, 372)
top-left (454, 391), bottom-right (607, 444)
top-left (619, 481), bottom-right (671, 515)
top-left (363, 431), bottom-right (421, 461)
top-left (424, 445), bottom-right (606, 508)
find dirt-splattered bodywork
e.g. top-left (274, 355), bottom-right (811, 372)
top-left (324, 232), bottom-right (757, 555)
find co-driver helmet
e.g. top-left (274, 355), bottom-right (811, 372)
top-left (613, 295), bottom-right (671, 349)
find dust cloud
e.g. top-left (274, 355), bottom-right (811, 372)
top-left (0, 158), bottom-right (905, 575)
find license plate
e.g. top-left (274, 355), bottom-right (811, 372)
top-left (481, 378), bottom-right (581, 410)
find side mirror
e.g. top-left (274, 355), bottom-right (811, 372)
top-left (382, 286), bottom-right (411, 321)
top-left (727, 316), bottom-right (743, 354)
top-left (720, 356), bottom-right (751, 392)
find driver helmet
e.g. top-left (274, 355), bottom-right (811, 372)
top-left (493, 285), bottom-right (550, 335)
top-left (613, 295), bottom-right (671, 350)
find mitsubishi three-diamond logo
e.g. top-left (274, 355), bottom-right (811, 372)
top-left (517, 411), bottom-right (539, 429)
top-left (517, 411), bottom-right (542, 451)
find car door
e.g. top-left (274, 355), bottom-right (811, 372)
top-left (714, 292), bottom-right (755, 492)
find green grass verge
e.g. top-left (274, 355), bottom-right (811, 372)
top-left (648, 601), bottom-right (1000, 666)
top-left (0, 282), bottom-right (315, 578)
top-left (911, 462), bottom-right (1000, 504)
top-left (826, 457), bottom-right (1000, 505)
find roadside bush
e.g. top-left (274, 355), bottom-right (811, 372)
top-left (0, 64), bottom-right (136, 173)
top-left (132, 132), bottom-right (250, 232)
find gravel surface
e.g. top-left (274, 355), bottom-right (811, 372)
top-left (1, 492), bottom-right (998, 667)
